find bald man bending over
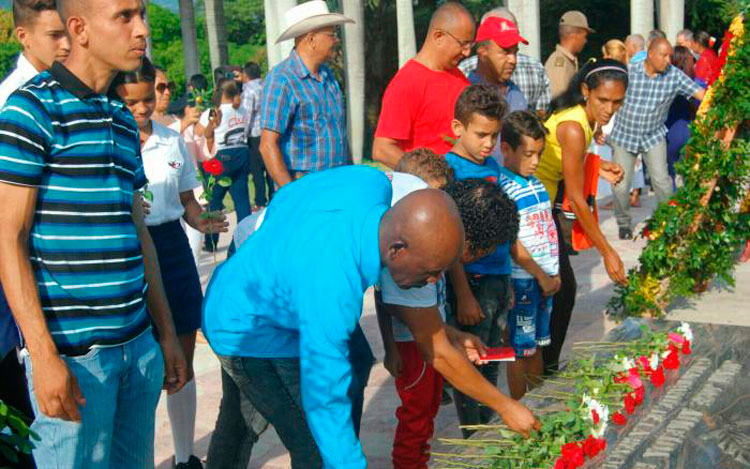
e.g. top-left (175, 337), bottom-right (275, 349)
top-left (609, 37), bottom-right (705, 238)
top-left (373, 2), bottom-right (474, 167)
top-left (202, 166), bottom-right (539, 468)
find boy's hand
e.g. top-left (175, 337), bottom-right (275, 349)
top-left (457, 293), bottom-right (485, 326)
top-left (599, 161), bottom-right (624, 186)
top-left (447, 327), bottom-right (488, 365)
top-left (539, 274), bottom-right (561, 297)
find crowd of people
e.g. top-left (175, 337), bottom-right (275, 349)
top-left (0, 0), bottom-right (723, 468)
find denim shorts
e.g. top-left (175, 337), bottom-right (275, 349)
top-left (508, 277), bottom-right (552, 357)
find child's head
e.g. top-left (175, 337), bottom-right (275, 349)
top-left (394, 148), bottom-right (454, 189)
top-left (451, 84), bottom-right (507, 164)
top-left (12, 0), bottom-right (69, 70)
top-left (445, 178), bottom-right (519, 263)
top-left (500, 110), bottom-right (547, 178)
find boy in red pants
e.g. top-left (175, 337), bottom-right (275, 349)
top-left (377, 150), bottom-right (521, 468)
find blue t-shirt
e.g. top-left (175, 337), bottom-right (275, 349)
top-left (202, 165), bottom-right (390, 469)
top-left (445, 152), bottom-right (512, 275)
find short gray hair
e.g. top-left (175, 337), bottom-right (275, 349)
top-left (480, 6), bottom-right (517, 25)
top-left (647, 29), bottom-right (666, 45)
top-left (676, 29), bottom-right (693, 42)
top-left (625, 34), bottom-right (645, 51)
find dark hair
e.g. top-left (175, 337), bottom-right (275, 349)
top-left (13, 0), bottom-right (57, 27)
top-left (444, 179), bottom-right (519, 256)
top-left (218, 78), bottom-right (240, 99)
top-left (394, 148), bottom-right (454, 187)
top-left (454, 84), bottom-right (507, 126)
top-left (501, 110), bottom-right (548, 150)
top-left (111, 57), bottom-right (156, 89)
top-left (695, 31), bottom-right (711, 48)
top-left (550, 58), bottom-right (628, 114)
top-left (189, 74), bottom-right (209, 92)
top-left (671, 46), bottom-right (695, 78)
top-left (244, 62), bottom-right (261, 80)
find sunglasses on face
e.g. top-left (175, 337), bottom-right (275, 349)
top-left (156, 82), bottom-right (175, 94)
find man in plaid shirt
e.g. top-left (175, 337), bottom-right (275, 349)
top-left (459, 7), bottom-right (551, 117)
top-left (610, 38), bottom-right (705, 239)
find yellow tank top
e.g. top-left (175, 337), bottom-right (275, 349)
top-left (535, 105), bottom-right (594, 202)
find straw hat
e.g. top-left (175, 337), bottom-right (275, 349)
top-left (276, 1), bottom-right (354, 44)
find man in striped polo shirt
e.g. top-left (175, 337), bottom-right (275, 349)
top-left (0, 1), bottom-right (186, 467)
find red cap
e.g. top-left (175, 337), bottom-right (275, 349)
top-left (474, 17), bottom-right (528, 48)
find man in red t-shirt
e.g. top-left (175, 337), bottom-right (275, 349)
top-left (373, 2), bottom-right (474, 168)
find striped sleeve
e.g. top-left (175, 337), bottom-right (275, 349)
top-left (0, 90), bottom-right (52, 187)
top-left (260, 72), bottom-right (293, 134)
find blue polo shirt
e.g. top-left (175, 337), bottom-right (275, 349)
top-left (445, 152), bottom-right (512, 275)
top-left (0, 62), bottom-right (150, 356)
top-left (203, 165), bottom-right (390, 469)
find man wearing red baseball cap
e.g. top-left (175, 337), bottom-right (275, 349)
top-left (467, 16), bottom-right (529, 161)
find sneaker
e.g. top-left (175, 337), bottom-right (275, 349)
top-left (175, 455), bottom-right (203, 469)
top-left (619, 227), bottom-right (633, 240)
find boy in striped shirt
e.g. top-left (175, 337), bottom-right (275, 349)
top-left (498, 110), bottom-right (561, 399)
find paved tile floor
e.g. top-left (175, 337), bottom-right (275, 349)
top-left (154, 192), bottom-right (750, 468)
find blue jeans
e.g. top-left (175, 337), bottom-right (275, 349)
top-left (508, 278), bottom-right (552, 357)
top-left (206, 146), bottom-right (251, 250)
top-left (23, 330), bottom-right (164, 468)
top-left (216, 355), bottom-right (323, 469)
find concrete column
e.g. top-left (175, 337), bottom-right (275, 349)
top-left (265, 0), bottom-right (297, 68)
top-left (659, 0), bottom-right (684, 44)
top-left (507, 0), bottom-right (541, 61)
top-left (631, 0), bottom-right (655, 39)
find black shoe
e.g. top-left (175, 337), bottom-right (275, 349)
top-left (619, 227), bottom-right (633, 240)
top-left (175, 455), bottom-right (203, 469)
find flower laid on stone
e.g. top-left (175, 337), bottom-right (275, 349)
top-left (436, 322), bottom-right (697, 468)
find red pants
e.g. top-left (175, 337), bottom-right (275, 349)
top-left (392, 341), bottom-right (443, 469)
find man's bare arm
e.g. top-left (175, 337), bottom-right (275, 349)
top-left (260, 129), bottom-right (292, 187)
top-left (0, 182), bottom-right (84, 421)
top-left (372, 136), bottom-right (405, 169)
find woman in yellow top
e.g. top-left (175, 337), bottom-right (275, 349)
top-left (535, 59), bottom-right (629, 372)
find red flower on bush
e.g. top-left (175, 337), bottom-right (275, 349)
top-left (561, 442), bottom-right (585, 468)
top-left (642, 226), bottom-right (650, 238)
top-left (583, 435), bottom-right (606, 458)
top-left (591, 409), bottom-right (600, 424)
top-left (651, 365), bottom-right (665, 387)
top-left (202, 158), bottom-right (223, 176)
top-left (663, 350), bottom-right (680, 370)
top-left (634, 386), bottom-right (645, 405)
top-left (668, 199), bottom-right (678, 207)
top-left (682, 340), bottom-right (692, 355)
top-left (612, 411), bottom-right (627, 426)
top-left (624, 394), bottom-right (635, 414)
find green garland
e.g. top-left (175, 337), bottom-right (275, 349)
top-left (608, 12), bottom-right (750, 318)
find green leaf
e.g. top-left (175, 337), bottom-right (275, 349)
top-left (217, 176), bottom-right (232, 188)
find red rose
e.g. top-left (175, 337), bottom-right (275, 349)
top-left (592, 409), bottom-right (600, 424)
top-left (663, 350), bottom-right (680, 370)
top-left (651, 365), bottom-right (665, 387)
top-left (612, 411), bottom-right (627, 426)
top-left (560, 442), bottom-right (585, 468)
top-left (634, 387), bottom-right (645, 405)
top-left (583, 435), bottom-right (602, 458)
top-left (624, 394), bottom-right (635, 414)
top-left (668, 342), bottom-right (679, 354)
top-left (668, 200), bottom-right (678, 207)
top-left (597, 438), bottom-right (607, 452)
top-left (554, 458), bottom-right (568, 469)
top-left (642, 226), bottom-right (650, 238)
top-left (202, 158), bottom-right (224, 176)
top-left (638, 355), bottom-right (652, 373)
top-left (682, 340), bottom-right (692, 355)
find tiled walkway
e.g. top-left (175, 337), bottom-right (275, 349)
top-left (154, 193), bottom-right (749, 468)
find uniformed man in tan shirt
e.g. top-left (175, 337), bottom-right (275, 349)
top-left (544, 11), bottom-right (594, 99)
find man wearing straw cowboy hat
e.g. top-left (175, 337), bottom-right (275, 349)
top-left (260, 0), bottom-right (353, 188)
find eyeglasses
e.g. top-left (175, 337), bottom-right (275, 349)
top-left (438, 29), bottom-right (473, 50)
top-left (155, 82), bottom-right (175, 94)
top-left (316, 30), bottom-right (341, 41)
